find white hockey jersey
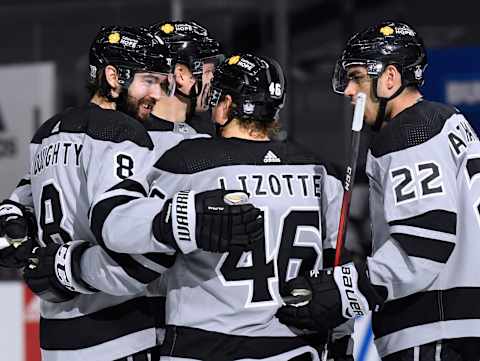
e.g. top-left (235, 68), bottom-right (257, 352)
top-left (365, 100), bottom-right (480, 356)
top-left (14, 103), bottom-right (162, 361)
top-left (90, 136), bottom-right (344, 360)
top-left (10, 110), bottom-right (207, 360)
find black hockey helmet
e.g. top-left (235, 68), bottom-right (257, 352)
top-left (332, 21), bottom-right (427, 95)
top-left (209, 53), bottom-right (286, 123)
top-left (89, 25), bottom-right (174, 87)
top-left (150, 21), bottom-right (223, 78)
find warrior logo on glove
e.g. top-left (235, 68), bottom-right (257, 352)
top-left (154, 189), bottom-right (264, 254)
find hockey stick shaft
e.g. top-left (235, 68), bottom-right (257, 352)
top-left (282, 93), bottom-right (366, 307)
top-left (334, 92), bottom-right (366, 267)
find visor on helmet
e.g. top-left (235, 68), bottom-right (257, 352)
top-left (332, 59), bottom-right (384, 94)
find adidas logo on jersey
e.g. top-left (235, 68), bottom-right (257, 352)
top-left (263, 150), bottom-right (281, 163)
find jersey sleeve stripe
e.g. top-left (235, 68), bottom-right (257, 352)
top-left (372, 287), bottom-right (480, 339)
top-left (466, 157), bottom-right (480, 179)
top-left (16, 178), bottom-right (31, 187)
top-left (103, 248), bottom-right (162, 284)
top-left (389, 225), bottom-right (456, 244)
top-left (388, 210), bottom-right (456, 235)
top-left (143, 253), bottom-right (177, 268)
top-left (130, 254), bottom-right (171, 274)
top-left (90, 195), bottom-right (140, 248)
top-left (160, 324), bottom-right (321, 360)
top-left (107, 179), bottom-right (148, 197)
top-left (391, 233), bottom-right (455, 263)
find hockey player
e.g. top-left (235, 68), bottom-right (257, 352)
top-left (86, 53), bottom-right (351, 360)
top-left (149, 20), bottom-right (224, 135)
top-left (277, 21), bottom-right (480, 360)
top-left (1, 24), bottom-right (260, 361)
top-left (69, 21), bottom-right (229, 297)
top-left (15, 25), bottom-right (173, 361)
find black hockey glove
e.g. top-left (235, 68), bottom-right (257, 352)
top-left (153, 189), bottom-right (264, 254)
top-left (276, 262), bottom-right (386, 333)
top-left (23, 241), bottom-right (98, 303)
top-left (0, 200), bottom-right (37, 268)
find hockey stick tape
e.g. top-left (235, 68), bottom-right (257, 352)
top-left (352, 92), bottom-right (366, 132)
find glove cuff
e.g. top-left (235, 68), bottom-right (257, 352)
top-left (170, 190), bottom-right (198, 254)
top-left (333, 263), bottom-right (369, 318)
top-left (55, 241), bottom-right (97, 294)
top-left (0, 199), bottom-right (25, 215)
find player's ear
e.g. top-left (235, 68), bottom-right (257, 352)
top-left (214, 95), bottom-right (233, 126)
top-left (104, 65), bottom-right (121, 98)
top-left (383, 64), bottom-right (400, 90)
top-left (223, 95), bottom-right (233, 115)
top-left (175, 64), bottom-right (195, 93)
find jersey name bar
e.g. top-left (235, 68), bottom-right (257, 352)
top-left (219, 173), bottom-right (322, 198)
top-left (32, 141), bottom-right (83, 176)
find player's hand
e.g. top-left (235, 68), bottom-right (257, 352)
top-left (277, 262), bottom-right (385, 332)
top-left (277, 268), bottom-right (345, 332)
top-left (154, 189), bottom-right (264, 254)
top-left (0, 200), bottom-right (38, 268)
top-left (23, 241), bottom-right (97, 303)
top-left (0, 200), bottom-right (31, 245)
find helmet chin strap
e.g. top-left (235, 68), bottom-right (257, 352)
top-left (371, 78), bottom-right (406, 131)
top-left (176, 81), bottom-right (201, 119)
